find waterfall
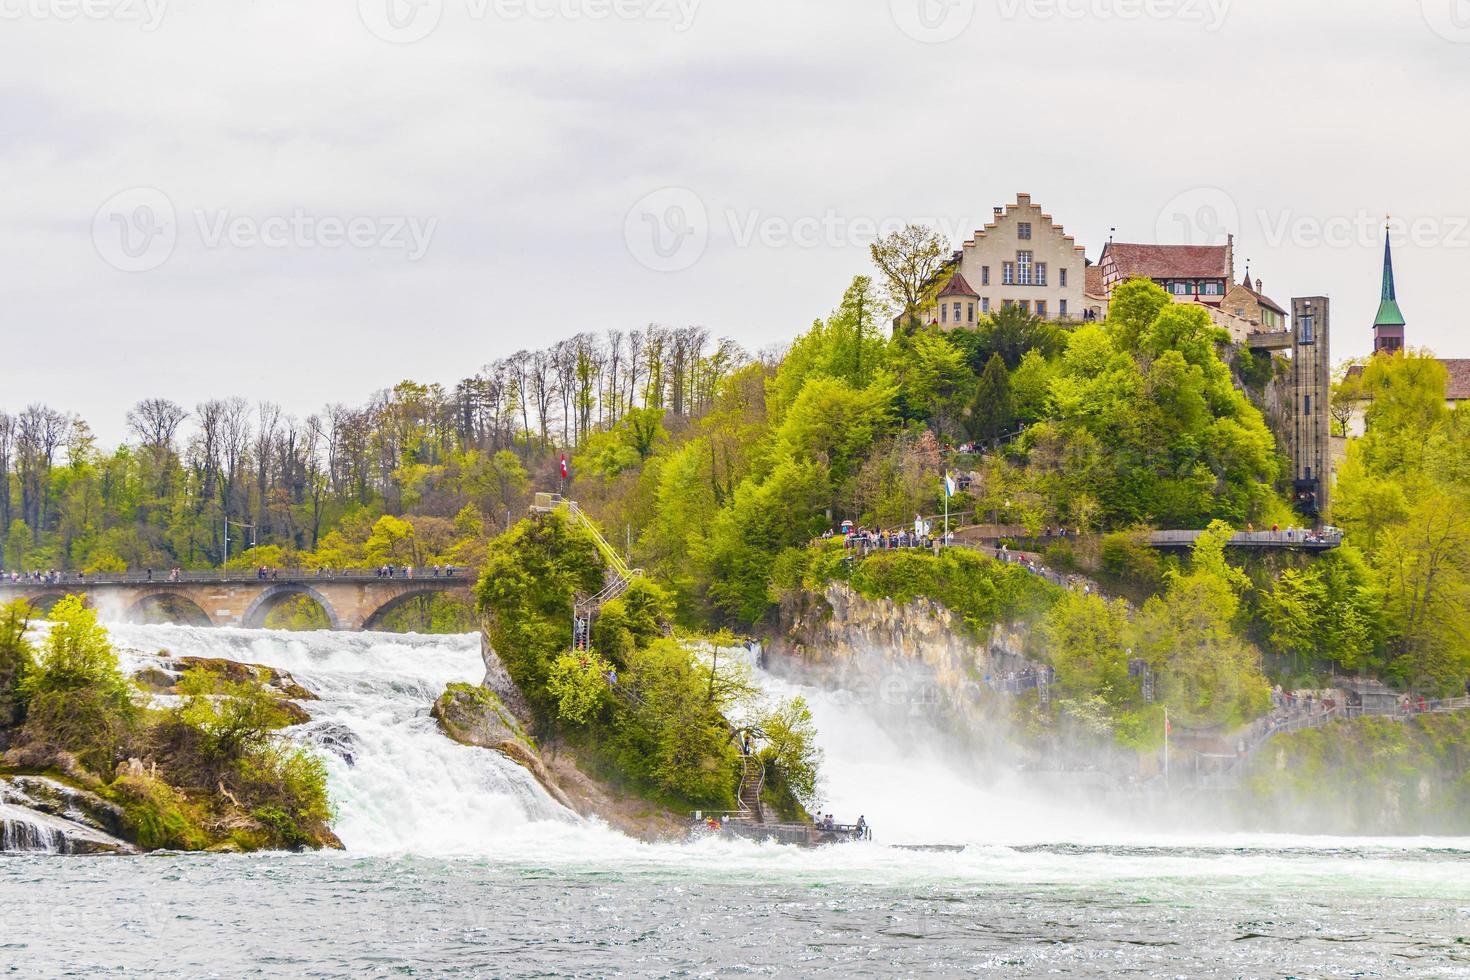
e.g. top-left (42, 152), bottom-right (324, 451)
top-left (106, 624), bottom-right (575, 856)
top-left (0, 806), bottom-right (62, 854)
top-left (748, 646), bottom-right (1131, 846)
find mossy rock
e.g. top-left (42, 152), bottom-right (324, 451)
top-left (433, 683), bottom-right (533, 749)
top-left (167, 657), bottom-right (320, 701)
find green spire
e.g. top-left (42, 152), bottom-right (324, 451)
top-left (1375, 228), bottom-right (1406, 328)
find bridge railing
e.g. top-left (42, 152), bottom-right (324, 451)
top-left (0, 567), bottom-right (471, 587)
top-left (1149, 529), bottom-right (1343, 550)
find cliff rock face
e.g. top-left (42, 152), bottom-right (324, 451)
top-left (774, 584), bottom-right (1037, 674)
top-left (769, 584), bottom-right (1041, 740)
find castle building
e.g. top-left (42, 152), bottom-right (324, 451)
top-left (925, 193), bottom-right (1088, 329)
top-left (1098, 239), bottom-right (1235, 302)
top-left (1095, 237), bottom-right (1288, 343)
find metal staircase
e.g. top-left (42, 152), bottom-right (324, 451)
top-left (736, 754), bottom-right (765, 823)
top-left (532, 493), bottom-right (642, 651)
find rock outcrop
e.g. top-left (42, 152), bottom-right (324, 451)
top-left (434, 672), bottom-right (686, 841)
top-left (769, 583), bottom-right (1044, 736)
top-left (432, 683), bottom-right (575, 813)
top-left (0, 775), bottom-right (136, 854)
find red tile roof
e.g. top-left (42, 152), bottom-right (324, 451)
top-left (937, 272), bottom-right (978, 298)
top-left (1107, 243), bottom-right (1231, 280)
top-left (1348, 359), bottom-right (1470, 401)
top-left (1443, 358), bottom-right (1470, 401)
top-left (1085, 265), bottom-right (1105, 298)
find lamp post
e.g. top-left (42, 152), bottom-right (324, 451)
top-left (224, 520), bottom-right (256, 571)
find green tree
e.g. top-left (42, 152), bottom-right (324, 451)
top-left (969, 353), bottom-right (1014, 446)
top-left (20, 595), bottom-right (136, 772)
top-left (869, 224), bottom-right (948, 328)
top-left (0, 599), bottom-right (36, 728)
top-left (546, 651), bottom-right (612, 725)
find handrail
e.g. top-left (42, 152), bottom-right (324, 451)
top-left (565, 501), bottom-right (636, 580)
top-left (0, 568), bottom-right (470, 587)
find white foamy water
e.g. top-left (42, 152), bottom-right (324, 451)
top-left (106, 624), bottom-right (573, 856)
top-left (87, 625), bottom-right (1470, 865)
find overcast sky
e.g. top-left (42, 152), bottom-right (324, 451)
top-left (3, 0), bottom-right (1467, 442)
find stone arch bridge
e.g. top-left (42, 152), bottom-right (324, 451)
top-left (0, 570), bottom-right (474, 632)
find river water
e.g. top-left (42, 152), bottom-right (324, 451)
top-left (2, 626), bottom-right (1468, 977)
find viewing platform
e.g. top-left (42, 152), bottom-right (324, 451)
top-left (1148, 529), bottom-right (1342, 551)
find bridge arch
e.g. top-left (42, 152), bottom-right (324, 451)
top-left (242, 584), bottom-right (341, 631)
top-left (125, 592), bottom-right (214, 627)
top-left (16, 591), bottom-right (69, 615)
top-left (360, 587), bottom-right (475, 633)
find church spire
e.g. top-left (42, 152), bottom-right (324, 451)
top-left (1373, 221), bottom-right (1406, 354)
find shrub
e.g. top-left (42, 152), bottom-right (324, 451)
top-left (1100, 529), bottom-right (1165, 591)
top-left (20, 596), bottom-right (136, 774)
top-left (111, 774), bottom-right (207, 851)
top-left (0, 600), bottom-right (36, 728)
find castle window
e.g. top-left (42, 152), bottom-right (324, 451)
top-left (954, 302), bottom-right (962, 323)
top-left (1017, 251), bottom-right (1033, 285)
top-left (1059, 299), bottom-right (1068, 318)
top-left (941, 303), bottom-right (947, 324)
top-left (1003, 262), bottom-right (1015, 285)
top-left (982, 297), bottom-right (990, 313)
top-left (1060, 268), bottom-right (1068, 288)
top-left (982, 265), bottom-right (991, 286)
top-left (1036, 262), bottom-right (1047, 286)
top-left (1203, 281), bottom-right (1222, 295)
top-left (1036, 301), bottom-right (1048, 318)
top-left (1300, 315), bottom-right (1314, 343)
top-left (1304, 395), bottom-right (1312, 415)
top-left (1018, 222), bottom-right (1032, 240)
top-left (1019, 300), bottom-right (1031, 313)
top-left (967, 303), bottom-right (975, 324)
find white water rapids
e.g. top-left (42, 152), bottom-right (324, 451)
top-left (71, 625), bottom-right (1469, 860)
top-left (106, 624), bottom-right (573, 855)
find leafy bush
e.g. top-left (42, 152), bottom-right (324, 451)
top-left (20, 596), bottom-right (136, 774)
top-left (111, 773), bottom-right (207, 851)
top-left (546, 651), bottom-right (612, 725)
top-left (0, 600), bottom-right (36, 729)
top-left (1100, 529), bottom-right (1166, 591)
top-left (846, 548), bottom-right (1061, 637)
top-left (476, 512), bottom-right (606, 711)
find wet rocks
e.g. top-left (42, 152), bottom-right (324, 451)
top-left (432, 683), bottom-right (575, 811)
top-left (0, 776), bottom-right (136, 855)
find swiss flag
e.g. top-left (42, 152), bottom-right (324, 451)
top-left (560, 454), bottom-right (569, 480)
